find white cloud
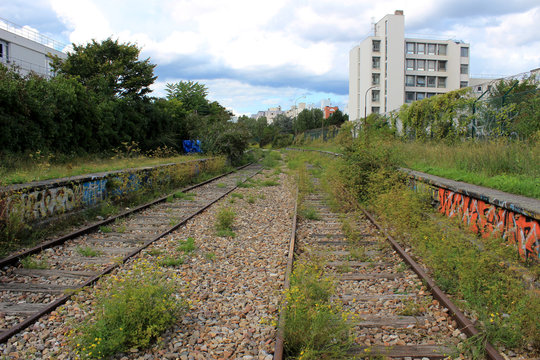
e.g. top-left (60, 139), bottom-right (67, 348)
top-left (40, 0), bottom-right (540, 114)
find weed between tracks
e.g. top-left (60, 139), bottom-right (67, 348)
top-left (283, 261), bottom-right (352, 359)
top-left (76, 246), bottom-right (103, 257)
top-left (20, 255), bottom-right (49, 269)
top-left (70, 259), bottom-right (186, 359)
top-left (215, 207), bottom-right (236, 238)
top-left (286, 137), bottom-right (540, 356)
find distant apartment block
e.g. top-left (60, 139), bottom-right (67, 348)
top-left (251, 106), bottom-right (285, 123)
top-left (323, 106), bottom-right (338, 119)
top-left (349, 10), bottom-right (470, 120)
top-left (0, 17), bottom-right (67, 78)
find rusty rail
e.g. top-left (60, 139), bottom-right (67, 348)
top-left (0, 163), bottom-right (260, 344)
top-left (284, 148), bottom-right (505, 360)
top-left (273, 186), bottom-right (298, 360)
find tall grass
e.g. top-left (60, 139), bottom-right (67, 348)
top-left (392, 139), bottom-right (539, 198)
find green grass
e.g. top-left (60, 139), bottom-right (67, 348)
top-left (147, 248), bottom-right (163, 256)
top-left (261, 151), bottom-right (282, 168)
top-left (177, 237), bottom-right (196, 254)
top-left (205, 252), bottom-right (216, 261)
top-left (319, 139), bottom-right (540, 355)
top-left (99, 225), bottom-right (113, 233)
top-left (76, 246), bottom-right (102, 257)
top-left (20, 255), bottom-right (48, 269)
top-left (216, 182), bottom-right (227, 188)
top-left (158, 256), bottom-right (184, 267)
top-left (247, 196), bottom-right (256, 204)
top-left (283, 261), bottom-right (351, 358)
top-left (216, 229), bottom-right (236, 238)
top-left (299, 206), bottom-right (320, 220)
top-left (172, 191), bottom-right (195, 200)
top-left (231, 193), bottom-right (244, 199)
top-left (216, 207), bottom-right (235, 232)
top-left (0, 153), bottom-right (207, 185)
top-left (261, 179), bottom-right (279, 186)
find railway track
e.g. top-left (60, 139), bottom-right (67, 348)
top-left (275, 165), bottom-right (505, 360)
top-left (0, 163), bottom-right (263, 344)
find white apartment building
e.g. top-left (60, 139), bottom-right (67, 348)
top-left (349, 11), bottom-right (470, 121)
top-left (0, 18), bottom-right (67, 78)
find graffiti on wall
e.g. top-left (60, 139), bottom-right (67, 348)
top-left (82, 179), bottom-right (108, 206)
top-left (17, 185), bottom-right (83, 220)
top-left (438, 188), bottom-right (539, 261)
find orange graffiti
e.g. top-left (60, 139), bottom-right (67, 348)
top-left (438, 188), bottom-right (539, 261)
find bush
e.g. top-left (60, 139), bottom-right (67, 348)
top-left (284, 261), bottom-right (351, 358)
top-left (71, 259), bottom-right (186, 358)
top-left (215, 207), bottom-right (235, 238)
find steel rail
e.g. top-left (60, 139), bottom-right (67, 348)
top-left (0, 163), bottom-right (252, 269)
top-left (284, 148), bottom-right (505, 360)
top-left (361, 208), bottom-right (504, 360)
top-left (0, 164), bottom-right (261, 344)
top-left (273, 186), bottom-right (298, 360)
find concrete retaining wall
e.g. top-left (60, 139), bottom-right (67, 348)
top-left (405, 169), bottom-right (540, 261)
top-left (286, 148), bottom-right (540, 261)
top-left (0, 157), bottom-right (224, 223)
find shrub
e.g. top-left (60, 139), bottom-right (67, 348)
top-left (71, 259), bottom-right (186, 358)
top-left (284, 261), bottom-right (351, 358)
top-left (216, 207), bottom-right (235, 232)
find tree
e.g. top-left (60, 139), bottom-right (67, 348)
top-left (165, 81), bottom-right (209, 114)
top-left (294, 109), bottom-right (323, 133)
top-left (273, 114), bottom-right (293, 134)
top-left (51, 38), bottom-right (156, 99)
top-left (327, 109), bottom-right (346, 127)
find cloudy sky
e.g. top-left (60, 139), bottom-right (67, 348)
top-left (2, 0), bottom-right (539, 115)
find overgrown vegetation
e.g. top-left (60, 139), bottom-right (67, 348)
top-left (283, 261), bottom-right (351, 359)
top-left (215, 207), bottom-right (236, 238)
top-left (291, 134), bottom-right (540, 356)
top-left (0, 158), bottom-right (227, 258)
top-left (20, 255), bottom-right (48, 269)
top-left (71, 259), bottom-right (186, 358)
top-left (76, 246), bottom-right (102, 257)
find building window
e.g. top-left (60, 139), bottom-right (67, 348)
top-left (0, 44), bottom-right (3, 59)
top-left (406, 59), bottom-right (414, 71)
top-left (461, 47), bottom-right (469, 57)
top-left (406, 75), bottom-right (415, 86)
top-left (438, 60), bottom-right (447, 71)
top-left (427, 76), bottom-right (436, 88)
top-left (405, 92), bottom-right (415, 103)
top-left (417, 93), bottom-right (425, 100)
top-left (372, 57), bottom-right (380, 69)
top-left (416, 76), bottom-right (426, 87)
top-left (406, 42), bottom-right (415, 54)
top-left (372, 40), bottom-right (381, 52)
top-left (437, 44), bottom-right (447, 56)
top-left (372, 73), bottom-right (380, 85)
top-left (372, 90), bottom-right (380, 102)
top-left (428, 60), bottom-right (436, 71)
top-left (417, 43), bottom-right (425, 54)
top-left (460, 64), bottom-right (468, 74)
top-left (438, 77), bottom-right (447, 88)
top-left (427, 93), bottom-right (436, 98)
top-left (372, 106), bottom-right (380, 114)
top-left (460, 81), bottom-right (469, 88)
top-left (428, 44), bottom-right (436, 55)
top-left (417, 59), bottom-right (425, 71)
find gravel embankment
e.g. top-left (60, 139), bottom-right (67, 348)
top-left (0, 168), bottom-right (294, 359)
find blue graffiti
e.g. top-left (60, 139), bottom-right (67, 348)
top-left (82, 179), bottom-right (108, 205)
